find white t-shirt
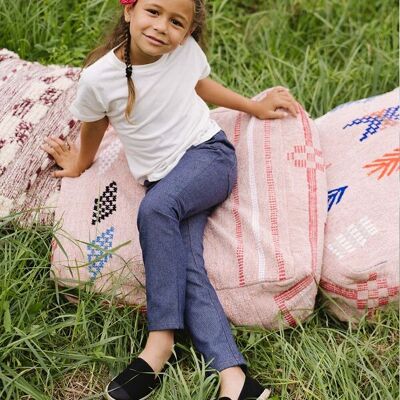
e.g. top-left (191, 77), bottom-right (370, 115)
top-left (69, 36), bottom-right (221, 184)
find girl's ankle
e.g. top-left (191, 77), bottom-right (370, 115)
top-left (138, 346), bottom-right (173, 374)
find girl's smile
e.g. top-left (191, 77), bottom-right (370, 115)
top-left (143, 33), bottom-right (167, 46)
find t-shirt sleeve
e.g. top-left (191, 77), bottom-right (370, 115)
top-left (69, 71), bottom-right (107, 122)
top-left (199, 58), bottom-right (211, 80)
top-left (191, 38), bottom-right (211, 80)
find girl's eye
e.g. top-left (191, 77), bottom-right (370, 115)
top-left (147, 9), bottom-right (158, 15)
top-left (171, 18), bottom-right (183, 27)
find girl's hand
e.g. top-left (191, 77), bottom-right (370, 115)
top-left (250, 86), bottom-right (299, 120)
top-left (40, 136), bottom-right (82, 178)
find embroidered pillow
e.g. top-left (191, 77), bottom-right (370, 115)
top-left (0, 49), bottom-right (80, 225)
top-left (51, 92), bottom-right (327, 329)
top-left (315, 88), bottom-right (399, 321)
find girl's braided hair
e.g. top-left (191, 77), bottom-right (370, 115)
top-left (83, 0), bottom-right (207, 121)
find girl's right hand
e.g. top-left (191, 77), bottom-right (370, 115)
top-left (250, 87), bottom-right (298, 120)
top-left (40, 136), bottom-right (83, 178)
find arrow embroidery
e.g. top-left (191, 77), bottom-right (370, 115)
top-left (343, 105), bottom-right (399, 142)
top-left (363, 148), bottom-right (400, 180)
top-left (328, 185), bottom-right (348, 211)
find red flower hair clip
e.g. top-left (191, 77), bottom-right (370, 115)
top-left (120, 0), bottom-right (137, 4)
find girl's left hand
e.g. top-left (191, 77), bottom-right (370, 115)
top-left (250, 86), bottom-right (299, 120)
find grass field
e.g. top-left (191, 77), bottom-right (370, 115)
top-left (0, 0), bottom-right (399, 399)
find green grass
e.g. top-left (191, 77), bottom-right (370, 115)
top-left (1, 217), bottom-right (399, 399)
top-left (0, 0), bottom-right (398, 117)
top-left (0, 0), bottom-right (399, 399)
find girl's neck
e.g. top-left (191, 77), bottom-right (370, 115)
top-left (114, 42), bottom-right (161, 66)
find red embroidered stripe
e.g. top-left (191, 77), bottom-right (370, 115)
top-left (299, 107), bottom-right (319, 275)
top-left (264, 119), bottom-right (286, 280)
top-left (320, 278), bottom-right (357, 299)
top-left (275, 275), bottom-right (314, 326)
top-left (232, 113), bottom-right (245, 286)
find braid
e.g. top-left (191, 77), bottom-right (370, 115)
top-left (124, 25), bottom-right (133, 79)
top-left (123, 23), bottom-right (135, 121)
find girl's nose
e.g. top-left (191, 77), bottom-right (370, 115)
top-left (153, 17), bottom-right (168, 33)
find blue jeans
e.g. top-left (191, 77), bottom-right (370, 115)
top-left (137, 130), bottom-right (246, 372)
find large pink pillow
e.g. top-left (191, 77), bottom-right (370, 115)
top-left (51, 93), bottom-right (327, 329)
top-left (0, 49), bottom-right (80, 225)
top-left (315, 88), bottom-right (399, 321)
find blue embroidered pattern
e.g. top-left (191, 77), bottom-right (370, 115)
top-left (328, 185), bottom-right (348, 212)
top-left (343, 105), bottom-right (400, 142)
top-left (87, 226), bottom-right (115, 280)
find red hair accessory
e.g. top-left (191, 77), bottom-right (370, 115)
top-left (120, 0), bottom-right (137, 4)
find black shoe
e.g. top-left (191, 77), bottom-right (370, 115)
top-left (219, 375), bottom-right (271, 400)
top-left (105, 358), bottom-right (161, 400)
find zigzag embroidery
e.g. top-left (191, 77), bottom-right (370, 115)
top-left (92, 181), bottom-right (117, 225)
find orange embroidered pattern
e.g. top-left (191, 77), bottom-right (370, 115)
top-left (363, 148), bottom-right (400, 180)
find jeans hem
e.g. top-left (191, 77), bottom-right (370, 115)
top-left (148, 322), bottom-right (185, 331)
top-left (213, 357), bottom-right (247, 372)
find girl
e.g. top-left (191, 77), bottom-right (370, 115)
top-left (41, 0), bottom-right (297, 399)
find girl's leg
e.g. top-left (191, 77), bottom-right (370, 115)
top-left (107, 131), bottom-right (269, 399)
top-left (136, 131), bottom-right (245, 370)
top-left (136, 131), bottom-right (237, 333)
top-left (180, 212), bottom-right (246, 371)
top-left (180, 212), bottom-right (249, 399)
top-left (135, 131), bottom-right (272, 399)
top-left (136, 211), bottom-right (247, 394)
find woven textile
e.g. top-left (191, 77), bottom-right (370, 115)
top-left (3, 48), bottom-right (397, 325)
top-left (315, 88), bottom-right (399, 321)
top-left (51, 94), bottom-right (327, 329)
top-left (0, 49), bottom-right (81, 225)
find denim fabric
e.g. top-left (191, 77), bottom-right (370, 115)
top-left (137, 130), bottom-right (246, 371)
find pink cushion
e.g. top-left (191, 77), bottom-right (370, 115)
top-left (0, 49), bottom-right (80, 225)
top-left (315, 88), bottom-right (399, 321)
top-left (51, 92), bottom-right (327, 329)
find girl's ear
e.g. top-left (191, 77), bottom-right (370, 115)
top-left (124, 5), bottom-right (134, 23)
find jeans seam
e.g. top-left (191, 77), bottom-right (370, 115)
top-left (227, 161), bottom-right (238, 197)
top-left (187, 217), bottom-right (243, 366)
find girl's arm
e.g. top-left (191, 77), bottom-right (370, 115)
top-left (41, 116), bottom-right (109, 178)
top-left (195, 77), bottom-right (298, 120)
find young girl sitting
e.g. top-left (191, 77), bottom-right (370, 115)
top-left (41, 0), bottom-right (297, 399)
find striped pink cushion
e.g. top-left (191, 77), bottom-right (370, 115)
top-left (51, 93), bottom-right (327, 329)
top-left (202, 105), bottom-right (327, 328)
top-left (0, 49), bottom-right (81, 225)
top-left (315, 88), bottom-right (399, 321)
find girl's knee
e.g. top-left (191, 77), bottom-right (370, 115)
top-left (137, 193), bottom-right (180, 227)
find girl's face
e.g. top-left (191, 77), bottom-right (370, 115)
top-left (124, 0), bottom-right (194, 65)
